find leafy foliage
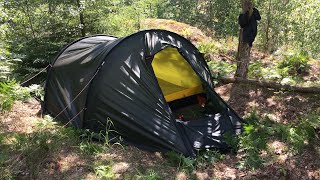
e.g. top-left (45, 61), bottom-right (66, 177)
top-left (256, 0), bottom-right (320, 56)
top-left (208, 60), bottom-right (236, 84)
top-left (94, 164), bottom-right (115, 179)
top-left (0, 80), bottom-right (31, 112)
top-left (195, 150), bottom-right (225, 168)
top-left (277, 52), bottom-right (311, 76)
top-left (225, 111), bottom-right (319, 170)
top-left (166, 149), bottom-right (225, 173)
top-left (235, 112), bottom-right (268, 170)
top-left (248, 60), bottom-right (264, 79)
top-left (79, 129), bottom-right (104, 155)
top-left (138, 169), bottom-right (163, 180)
top-left (157, 0), bottom-right (240, 37)
top-left (0, 79), bottom-right (44, 113)
top-left (166, 151), bottom-right (195, 173)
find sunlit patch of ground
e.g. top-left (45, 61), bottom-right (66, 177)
top-left (141, 18), bottom-right (209, 45)
top-left (215, 83), bottom-right (320, 123)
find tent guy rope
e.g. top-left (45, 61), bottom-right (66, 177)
top-left (19, 64), bottom-right (52, 86)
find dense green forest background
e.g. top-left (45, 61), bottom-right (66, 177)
top-left (0, 0), bottom-right (319, 79)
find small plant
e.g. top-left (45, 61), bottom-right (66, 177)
top-left (195, 149), bottom-right (225, 168)
top-left (207, 60), bottom-right (236, 84)
top-left (94, 164), bottom-right (115, 179)
top-left (226, 111), bottom-right (268, 170)
top-left (198, 42), bottom-right (219, 55)
top-left (0, 80), bottom-right (17, 112)
top-left (274, 118), bottom-right (317, 154)
top-left (101, 118), bottom-right (116, 148)
top-left (166, 151), bottom-right (195, 173)
top-left (139, 169), bottom-right (163, 180)
top-left (248, 60), bottom-right (264, 79)
top-left (0, 80), bottom-right (42, 112)
top-left (224, 132), bottom-right (240, 154)
top-left (79, 129), bottom-right (104, 155)
top-left (181, 28), bottom-right (192, 39)
top-left (277, 52), bottom-right (311, 76)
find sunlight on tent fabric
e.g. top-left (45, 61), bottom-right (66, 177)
top-left (152, 47), bottom-right (203, 102)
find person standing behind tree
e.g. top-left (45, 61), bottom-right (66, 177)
top-left (235, 0), bottom-right (261, 78)
top-left (238, 2), bottom-right (261, 47)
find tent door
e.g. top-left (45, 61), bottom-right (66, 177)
top-left (151, 47), bottom-right (203, 102)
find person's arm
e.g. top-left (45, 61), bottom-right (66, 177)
top-left (238, 11), bottom-right (249, 28)
top-left (253, 8), bottom-right (261, 21)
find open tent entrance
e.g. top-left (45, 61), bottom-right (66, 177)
top-left (152, 47), bottom-right (215, 120)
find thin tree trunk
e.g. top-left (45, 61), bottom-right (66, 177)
top-left (76, 0), bottom-right (85, 37)
top-left (235, 0), bottom-right (253, 79)
top-left (22, 2), bottom-right (36, 39)
top-left (264, 0), bottom-right (271, 53)
top-left (235, 29), bottom-right (251, 79)
top-left (48, 2), bottom-right (56, 39)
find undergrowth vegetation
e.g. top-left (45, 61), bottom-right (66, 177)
top-left (228, 111), bottom-right (320, 170)
top-left (0, 113), bottom-right (122, 179)
top-left (0, 80), bottom-right (42, 112)
top-left (198, 40), bottom-right (319, 87)
top-left (0, 115), bottom-right (79, 179)
top-left (277, 52), bottom-right (311, 76)
top-left (247, 50), bottom-right (318, 87)
top-left (0, 80), bottom-right (29, 112)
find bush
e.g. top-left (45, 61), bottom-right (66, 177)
top-left (166, 151), bottom-right (195, 173)
top-left (277, 52), bottom-right (311, 76)
top-left (0, 80), bottom-right (31, 112)
top-left (207, 60), bottom-right (236, 85)
top-left (235, 112), bottom-right (268, 170)
top-left (248, 60), bottom-right (264, 79)
top-left (0, 80), bottom-right (44, 112)
top-left (198, 42), bottom-right (219, 56)
top-left (226, 111), bottom-right (319, 170)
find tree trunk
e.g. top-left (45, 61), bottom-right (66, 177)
top-left (76, 0), bottom-right (85, 37)
top-left (235, 0), bottom-right (253, 79)
top-left (235, 31), bottom-right (251, 79)
top-left (48, 2), bottom-right (56, 39)
top-left (23, 1), bottom-right (36, 39)
top-left (264, 0), bottom-right (272, 53)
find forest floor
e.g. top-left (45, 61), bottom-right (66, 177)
top-left (1, 84), bottom-right (319, 179)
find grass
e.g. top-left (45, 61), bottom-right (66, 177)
top-left (0, 115), bottom-right (81, 179)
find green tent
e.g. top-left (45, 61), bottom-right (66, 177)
top-left (43, 30), bottom-right (243, 156)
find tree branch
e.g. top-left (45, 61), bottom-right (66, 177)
top-left (220, 77), bottom-right (320, 94)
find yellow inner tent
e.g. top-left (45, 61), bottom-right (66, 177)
top-left (152, 48), bottom-right (203, 102)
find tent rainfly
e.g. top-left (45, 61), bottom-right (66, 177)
top-left (43, 30), bottom-right (243, 156)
